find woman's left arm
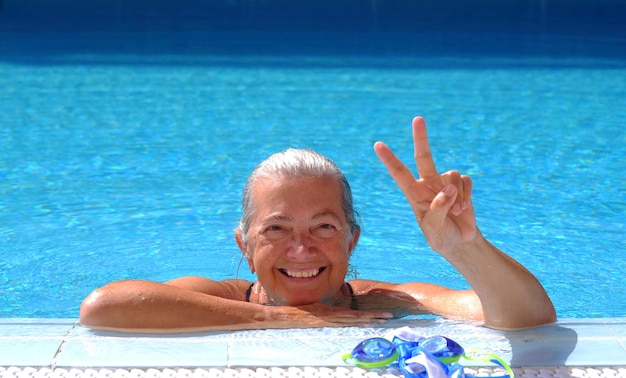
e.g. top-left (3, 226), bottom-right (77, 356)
top-left (373, 116), bottom-right (556, 329)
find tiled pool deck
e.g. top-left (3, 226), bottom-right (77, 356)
top-left (1, 318), bottom-right (625, 377)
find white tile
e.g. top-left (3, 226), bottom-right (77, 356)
top-left (0, 339), bottom-right (61, 366)
top-left (0, 318), bottom-right (75, 336)
top-left (0, 318), bottom-right (74, 367)
top-left (227, 325), bottom-right (387, 366)
top-left (602, 318), bottom-right (626, 337)
top-left (56, 336), bottom-right (229, 368)
top-left (506, 323), bottom-right (626, 367)
top-left (55, 325), bottom-right (230, 368)
top-left (0, 317), bottom-right (625, 368)
top-left (555, 318), bottom-right (616, 338)
top-left (230, 337), bottom-right (346, 366)
top-left (565, 339), bottom-right (626, 366)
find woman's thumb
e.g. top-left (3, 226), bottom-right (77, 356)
top-left (430, 184), bottom-right (457, 219)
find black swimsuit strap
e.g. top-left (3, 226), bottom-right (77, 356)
top-left (345, 282), bottom-right (359, 310)
top-left (345, 281), bottom-right (354, 296)
top-left (245, 282), bottom-right (254, 302)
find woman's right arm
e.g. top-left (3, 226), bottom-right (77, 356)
top-left (79, 278), bottom-right (269, 332)
top-left (79, 278), bottom-right (388, 333)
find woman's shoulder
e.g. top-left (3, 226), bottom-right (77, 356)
top-left (347, 279), bottom-right (397, 295)
top-left (347, 279), bottom-right (447, 295)
top-left (166, 276), bottom-right (253, 300)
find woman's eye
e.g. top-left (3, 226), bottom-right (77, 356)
top-left (313, 223), bottom-right (338, 237)
top-left (260, 225), bottom-right (289, 241)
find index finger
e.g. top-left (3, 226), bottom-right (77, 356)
top-left (373, 141), bottom-right (417, 193)
top-left (412, 116), bottom-right (439, 179)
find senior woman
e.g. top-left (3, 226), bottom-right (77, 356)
top-left (79, 117), bottom-right (556, 332)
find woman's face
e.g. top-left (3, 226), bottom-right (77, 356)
top-left (238, 175), bottom-right (359, 306)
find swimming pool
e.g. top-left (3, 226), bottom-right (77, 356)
top-left (1, 1), bottom-right (625, 324)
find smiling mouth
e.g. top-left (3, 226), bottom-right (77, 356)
top-left (279, 267), bottom-right (326, 278)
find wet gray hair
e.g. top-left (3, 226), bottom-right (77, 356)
top-left (238, 148), bottom-right (359, 243)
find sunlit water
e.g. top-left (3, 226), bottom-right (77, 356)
top-left (1, 22), bottom-right (624, 319)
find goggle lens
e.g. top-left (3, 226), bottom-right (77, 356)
top-left (349, 337), bottom-right (399, 368)
top-left (418, 336), bottom-right (464, 363)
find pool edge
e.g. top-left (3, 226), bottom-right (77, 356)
top-left (0, 317), bottom-right (625, 369)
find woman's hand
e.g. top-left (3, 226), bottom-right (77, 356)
top-left (374, 117), bottom-right (556, 329)
top-left (267, 303), bottom-right (393, 328)
top-left (374, 116), bottom-right (477, 255)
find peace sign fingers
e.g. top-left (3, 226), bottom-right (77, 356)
top-left (375, 116), bottom-right (478, 255)
top-left (412, 116), bottom-right (440, 180)
top-left (373, 140), bottom-right (437, 220)
top-left (412, 116), bottom-right (469, 214)
top-left (373, 141), bottom-right (419, 196)
top-left (375, 116), bottom-right (472, 222)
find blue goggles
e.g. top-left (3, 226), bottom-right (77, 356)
top-left (342, 334), bottom-right (514, 378)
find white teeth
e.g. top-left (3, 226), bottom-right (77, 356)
top-left (284, 269), bottom-right (320, 278)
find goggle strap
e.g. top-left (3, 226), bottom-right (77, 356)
top-left (462, 349), bottom-right (515, 378)
top-left (341, 351), bottom-right (399, 369)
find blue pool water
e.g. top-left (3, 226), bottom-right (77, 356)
top-left (1, 1), bottom-right (625, 320)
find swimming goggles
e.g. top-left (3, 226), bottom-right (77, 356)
top-left (342, 329), bottom-right (514, 378)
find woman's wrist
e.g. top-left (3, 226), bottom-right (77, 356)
top-left (443, 228), bottom-right (490, 265)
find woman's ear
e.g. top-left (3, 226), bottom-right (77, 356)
top-left (235, 228), bottom-right (255, 274)
top-left (348, 225), bottom-right (361, 255)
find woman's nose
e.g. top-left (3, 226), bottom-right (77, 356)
top-left (287, 232), bottom-right (316, 260)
